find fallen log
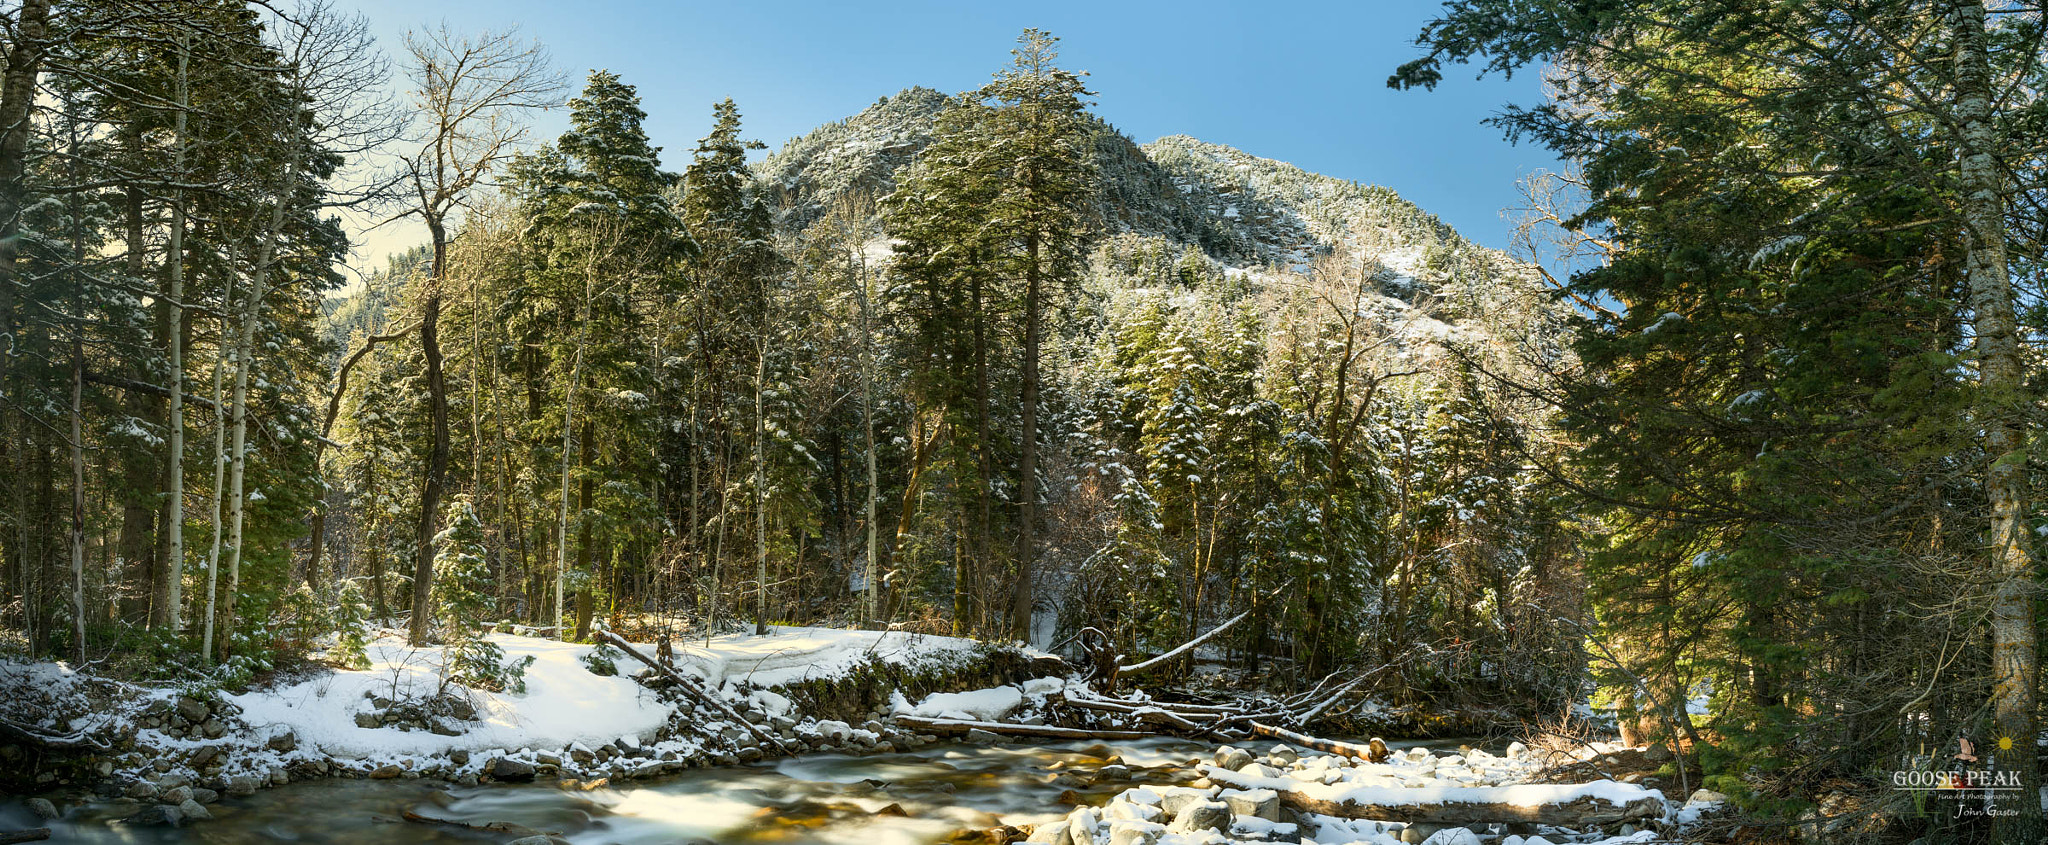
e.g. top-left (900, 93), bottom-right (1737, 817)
top-left (1059, 695), bottom-right (1223, 727)
top-left (400, 810), bottom-right (552, 837)
top-left (1247, 721), bottom-right (1389, 763)
top-left (1118, 608), bottom-right (1252, 676)
top-left (0, 829), bottom-right (51, 844)
top-left (595, 630), bottom-right (796, 757)
top-left (0, 716), bottom-right (107, 751)
top-left (894, 715), bottom-right (1157, 741)
top-left (1200, 765), bottom-right (1664, 828)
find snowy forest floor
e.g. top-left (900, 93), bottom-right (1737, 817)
top-left (0, 628), bottom-right (1748, 844)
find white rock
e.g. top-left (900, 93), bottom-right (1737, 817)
top-left (1028, 820), bottom-right (1071, 844)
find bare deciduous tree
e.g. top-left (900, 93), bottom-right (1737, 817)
top-left (395, 24), bottom-right (562, 645)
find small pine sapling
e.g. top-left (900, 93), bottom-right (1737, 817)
top-left (332, 580), bottom-right (373, 670)
top-left (433, 496), bottom-right (531, 692)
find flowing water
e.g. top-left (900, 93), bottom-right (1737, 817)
top-left (3, 737), bottom-right (1474, 844)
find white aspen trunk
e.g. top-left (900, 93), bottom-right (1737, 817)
top-left (856, 251), bottom-right (879, 627)
top-left (200, 268), bottom-right (234, 664)
top-left (161, 38), bottom-right (188, 631)
top-left (1953, 1), bottom-right (2038, 834)
top-left (220, 155), bottom-right (294, 659)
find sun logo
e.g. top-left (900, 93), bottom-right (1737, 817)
top-left (1999, 736), bottom-right (2015, 752)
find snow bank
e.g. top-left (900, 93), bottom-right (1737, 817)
top-left (894, 686), bottom-right (1026, 721)
top-left (669, 625), bottom-right (990, 688)
top-left (231, 625), bottom-right (993, 763)
top-left (232, 634), bottom-right (670, 760)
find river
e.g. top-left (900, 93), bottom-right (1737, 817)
top-left (4, 736), bottom-right (1481, 844)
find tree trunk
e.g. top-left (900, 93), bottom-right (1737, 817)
top-left (200, 261), bottom-right (235, 663)
top-left (573, 420), bottom-right (594, 641)
top-left (0, 0), bottom-right (48, 406)
top-left (1012, 233), bottom-right (1041, 640)
top-left (116, 184), bottom-right (158, 624)
top-left (753, 337), bottom-right (769, 636)
top-left (857, 261), bottom-right (880, 626)
top-left (67, 325), bottom-right (85, 664)
top-left (553, 283), bottom-right (591, 639)
top-left (155, 39), bottom-right (188, 631)
top-left (1953, 1), bottom-right (2039, 835)
top-left (410, 219), bottom-right (451, 645)
top-left (221, 161), bottom-right (293, 659)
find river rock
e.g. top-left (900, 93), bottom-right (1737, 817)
top-left (177, 798), bottom-right (213, 822)
top-left (1094, 764), bottom-right (1131, 782)
top-left (965, 728), bottom-right (1006, 745)
top-left (491, 757), bottom-right (536, 781)
top-left (1417, 827), bottom-right (1480, 845)
top-left (225, 774), bottom-right (261, 796)
top-left (26, 797), bottom-right (58, 820)
top-left (124, 780), bottom-right (158, 800)
top-left (1027, 820), bottom-right (1070, 845)
top-left (160, 785), bottom-right (193, 804)
top-left (535, 752), bottom-right (562, 766)
top-left (1157, 788), bottom-right (1214, 820)
top-left (447, 748), bottom-right (470, 766)
top-left (174, 696), bottom-right (210, 724)
top-left (190, 787), bottom-right (219, 805)
top-left (1212, 747), bottom-right (1253, 770)
top-left (116, 803), bottom-right (184, 827)
top-left (1168, 801), bottom-right (1231, 835)
top-left (368, 764), bottom-right (404, 779)
top-left (267, 729), bottom-right (298, 752)
top-left (1222, 788), bottom-right (1280, 821)
top-left (1106, 819), bottom-right (1163, 845)
top-left (1398, 824), bottom-right (1446, 844)
top-left (1267, 745), bottom-right (1299, 765)
top-left (353, 711), bottom-right (382, 729)
top-left (1236, 761), bottom-right (1282, 779)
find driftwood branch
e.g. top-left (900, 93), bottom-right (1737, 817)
top-left (1247, 721), bottom-right (1389, 762)
top-left (0, 829), bottom-right (51, 844)
top-left (1119, 608), bottom-right (1253, 675)
top-left (595, 630), bottom-right (796, 757)
top-left (894, 714), bottom-right (1157, 741)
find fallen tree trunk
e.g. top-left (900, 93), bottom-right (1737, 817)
top-left (1060, 695), bottom-right (1222, 725)
top-left (1248, 721), bottom-right (1388, 763)
top-left (1201, 765), bottom-right (1663, 828)
top-left (0, 829), bottom-right (51, 844)
top-left (595, 630), bottom-right (795, 757)
top-left (400, 811), bottom-right (551, 837)
top-left (0, 716), bottom-right (107, 751)
top-left (1118, 608), bottom-right (1252, 676)
top-left (895, 715), bottom-right (1157, 741)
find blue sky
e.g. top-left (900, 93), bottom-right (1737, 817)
top-left (334, 0), bottom-right (1556, 268)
